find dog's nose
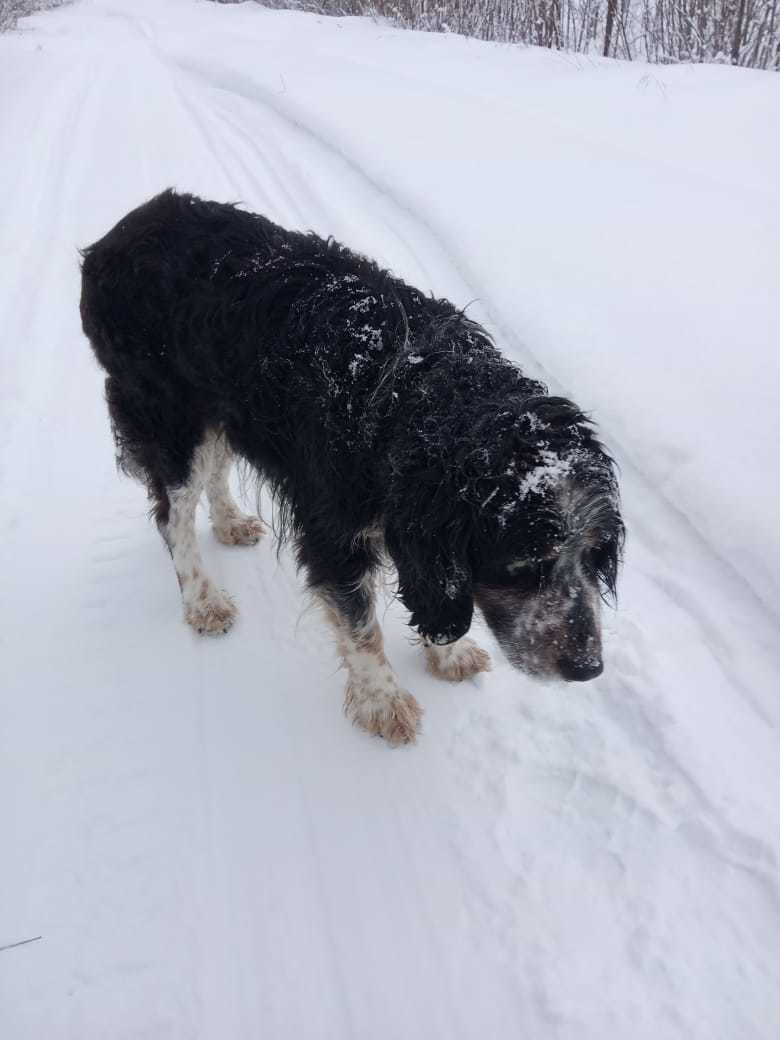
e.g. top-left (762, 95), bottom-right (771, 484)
top-left (558, 656), bottom-right (603, 682)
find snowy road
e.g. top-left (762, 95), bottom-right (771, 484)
top-left (1, 1), bottom-right (779, 1037)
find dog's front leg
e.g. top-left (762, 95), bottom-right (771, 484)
top-left (423, 637), bottom-right (492, 682)
top-left (338, 615), bottom-right (421, 746)
top-left (316, 574), bottom-right (422, 747)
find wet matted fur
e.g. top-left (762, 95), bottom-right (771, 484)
top-left (80, 189), bottom-right (624, 744)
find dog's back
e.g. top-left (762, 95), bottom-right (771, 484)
top-left (79, 189), bottom-right (470, 511)
top-left (81, 189), bottom-right (279, 373)
top-left (79, 189), bottom-right (427, 527)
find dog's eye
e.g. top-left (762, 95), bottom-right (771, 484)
top-left (506, 558), bottom-right (555, 589)
top-left (587, 542), bottom-right (613, 572)
top-left (590, 545), bottom-right (606, 565)
top-left (586, 540), bottom-right (619, 596)
top-left (477, 556), bottom-right (556, 590)
top-left (506, 559), bottom-right (530, 575)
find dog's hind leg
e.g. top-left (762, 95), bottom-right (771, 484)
top-left (304, 540), bottom-right (421, 746)
top-left (159, 439), bottom-right (237, 636)
top-left (103, 380), bottom-right (236, 635)
top-left (204, 432), bottom-right (267, 547)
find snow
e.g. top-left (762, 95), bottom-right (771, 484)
top-left (1, 1), bottom-right (779, 1037)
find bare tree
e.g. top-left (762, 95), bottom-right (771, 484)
top-left (603, 0), bottom-right (618, 54)
top-left (1, 0), bottom-right (67, 31)
top-left (210, 0), bottom-right (780, 69)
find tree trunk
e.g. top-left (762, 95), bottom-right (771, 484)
top-left (732, 0), bottom-right (747, 62)
top-left (604, 0), bottom-right (618, 55)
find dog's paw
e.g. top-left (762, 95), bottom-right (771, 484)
top-left (213, 515), bottom-right (267, 546)
top-left (184, 585), bottom-right (237, 635)
top-left (345, 685), bottom-right (422, 746)
top-left (425, 637), bottom-right (492, 682)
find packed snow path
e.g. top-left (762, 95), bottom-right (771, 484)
top-left (2, 1), bottom-right (779, 1037)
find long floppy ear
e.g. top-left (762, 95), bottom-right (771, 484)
top-left (385, 520), bottom-right (473, 645)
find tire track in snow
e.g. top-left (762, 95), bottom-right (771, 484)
top-left (167, 55), bottom-right (454, 293)
top-left (207, 102), bottom-right (313, 227)
top-left (0, 70), bottom-right (94, 443)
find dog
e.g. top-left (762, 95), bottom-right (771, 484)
top-left (80, 189), bottom-right (624, 745)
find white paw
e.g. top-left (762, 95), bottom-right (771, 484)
top-left (184, 583), bottom-right (237, 635)
top-left (345, 685), bottom-right (422, 746)
top-left (213, 514), bottom-right (267, 546)
top-left (425, 637), bottom-right (492, 682)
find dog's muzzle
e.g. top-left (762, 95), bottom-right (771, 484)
top-left (557, 655), bottom-right (603, 682)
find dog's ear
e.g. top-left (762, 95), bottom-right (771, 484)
top-left (386, 520), bottom-right (473, 645)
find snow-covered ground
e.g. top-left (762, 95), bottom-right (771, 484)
top-left (1, 1), bottom-right (779, 1036)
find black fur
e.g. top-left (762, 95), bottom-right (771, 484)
top-left (81, 190), bottom-right (623, 663)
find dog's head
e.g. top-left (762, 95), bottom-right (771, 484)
top-left (388, 391), bottom-right (623, 682)
top-left (471, 400), bottom-right (624, 682)
top-left (473, 476), bottom-right (623, 681)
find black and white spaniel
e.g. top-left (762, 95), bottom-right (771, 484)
top-left (80, 190), bottom-right (623, 745)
